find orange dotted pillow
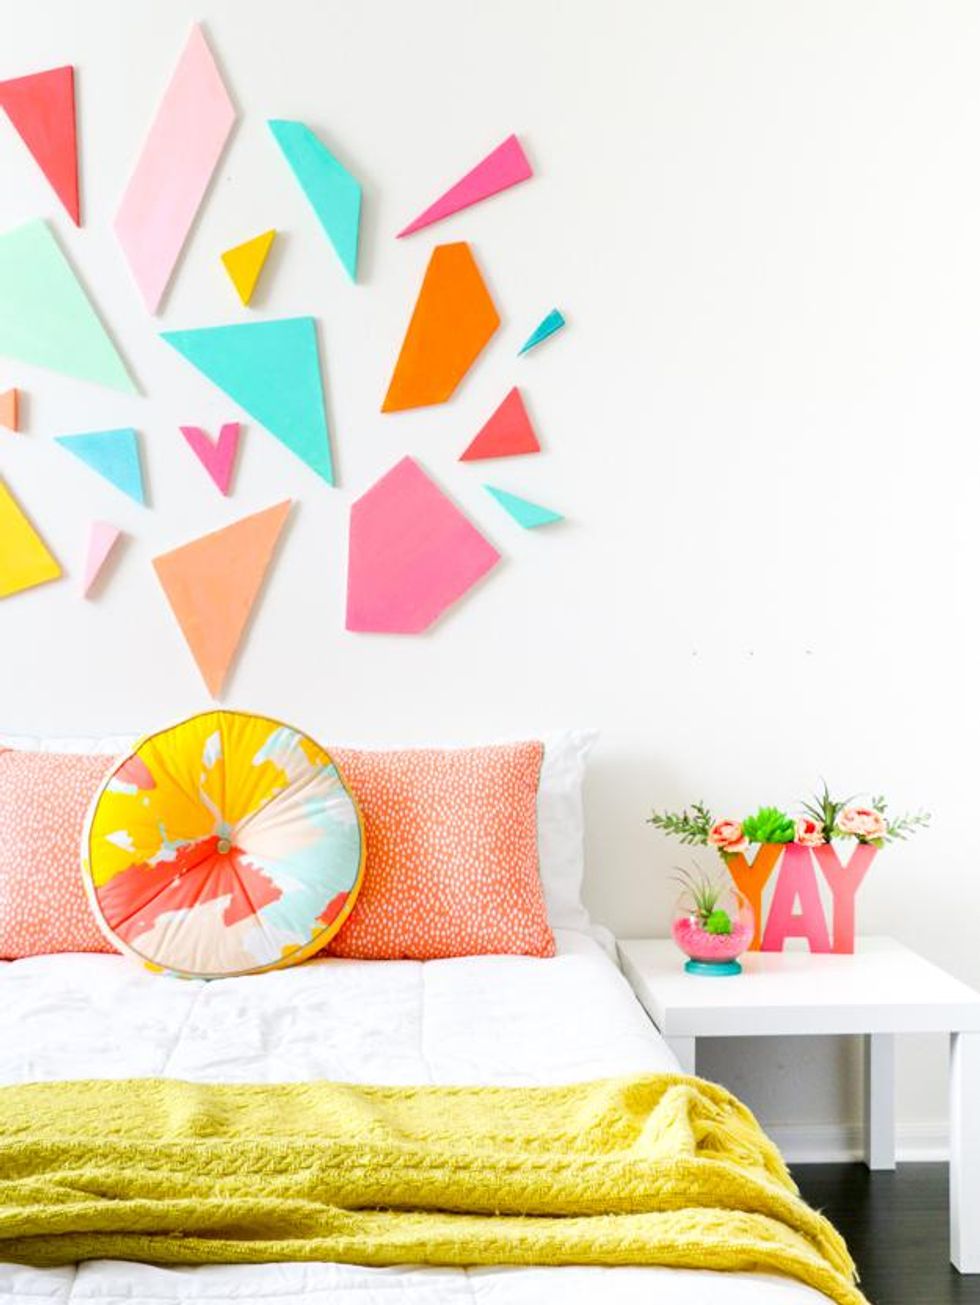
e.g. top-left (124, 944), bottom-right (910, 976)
top-left (0, 750), bottom-right (117, 958)
top-left (327, 741), bottom-right (554, 960)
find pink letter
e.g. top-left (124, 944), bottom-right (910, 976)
top-left (761, 842), bottom-right (831, 953)
top-left (813, 842), bottom-right (878, 954)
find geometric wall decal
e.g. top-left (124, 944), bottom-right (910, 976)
top-left (152, 500), bottom-right (291, 697)
top-left (221, 229), bottom-right (276, 306)
top-left (81, 520), bottom-right (122, 597)
top-left (55, 428), bottom-right (146, 505)
top-left (519, 308), bottom-right (565, 356)
top-left (346, 456), bottom-right (500, 634)
top-left (484, 484), bottom-right (563, 528)
top-left (114, 25), bottom-right (236, 314)
top-left (0, 478), bottom-right (61, 598)
top-left (459, 388), bottom-right (540, 461)
top-left (161, 317), bottom-right (333, 484)
top-left (179, 421), bottom-right (241, 495)
top-left (382, 243), bottom-right (499, 413)
top-left (0, 66), bottom-right (80, 225)
top-left (0, 388), bottom-right (19, 432)
top-left (397, 134), bottom-right (532, 239)
top-left (268, 121), bottom-right (361, 282)
top-left (0, 220), bottom-right (137, 393)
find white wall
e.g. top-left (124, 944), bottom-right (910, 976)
top-left (2, 0), bottom-right (978, 1152)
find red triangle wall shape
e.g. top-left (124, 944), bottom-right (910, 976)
top-left (0, 66), bottom-right (80, 224)
top-left (460, 387), bottom-right (540, 461)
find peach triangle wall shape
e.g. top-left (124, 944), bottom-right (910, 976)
top-left (460, 388), bottom-right (539, 460)
top-left (152, 500), bottom-right (291, 697)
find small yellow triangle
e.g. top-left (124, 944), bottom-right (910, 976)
top-left (220, 229), bottom-right (277, 306)
top-left (0, 388), bottom-right (19, 432)
top-left (0, 479), bottom-right (61, 598)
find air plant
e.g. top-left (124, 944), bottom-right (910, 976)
top-left (671, 866), bottom-right (732, 935)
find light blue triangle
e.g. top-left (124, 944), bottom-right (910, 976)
top-left (55, 428), bottom-right (145, 503)
top-left (268, 120), bottom-right (361, 282)
top-left (518, 308), bottom-right (565, 356)
top-left (484, 485), bottom-right (564, 529)
top-left (160, 317), bottom-right (334, 485)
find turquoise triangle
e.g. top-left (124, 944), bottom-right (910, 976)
top-left (161, 317), bottom-right (334, 485)
top-left (518, 308), bottom-right (565, 356)
top-left (484, 485), bottom-right (563, 529)
top-left (268, 120), bottom-right (361, 282)
top-left (55, 428), bottom-right (144, 503)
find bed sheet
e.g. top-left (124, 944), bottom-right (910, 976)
top-left (0, 931), bottom-right (830, 1304)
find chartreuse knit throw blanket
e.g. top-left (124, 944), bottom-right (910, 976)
top-left (0, 1075), bottom-right (865, 1304)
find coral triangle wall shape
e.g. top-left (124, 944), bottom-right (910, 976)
top-left (0, 389), bottom-right (19, 432)
top-left (0, 220), bottom-right (136, 393)
top-left (161, 317), bottom-right (333, 484)
top-left (114, 24), bottom-right (236, 314)
top-left (268, 120), bottom-right (361, 281)
top-left (460, 388), bottom-right (540, 461)
top-left (0, 65), bottom-right (80, 224)
top-left (346, 456), bottom-right (500, 633)
top-left (152, 500), bottom-right (291, 697)
top-left (383, 243), bottom-right (499, 412)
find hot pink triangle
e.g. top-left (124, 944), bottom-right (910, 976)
top-left (82, 521), bottom-right (121, 597)
top-left (397, 135), bottom-right (532, 238)
top-left (179, 422), bottom-right (241, 495)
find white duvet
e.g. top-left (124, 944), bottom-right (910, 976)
top-left (0, 931), bottom-right (829, 1304)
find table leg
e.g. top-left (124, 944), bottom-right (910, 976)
top-left (950, 1031), bottom-right (980, 1272)
top-left (666, 1035), bottom-right (696, 1076)
top-left (863, 1033), bottom-right (896, 1170)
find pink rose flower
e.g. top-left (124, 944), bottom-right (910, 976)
top-left (837, 805), bottom-right (888, 841)
top-left (708, 819), bottom-right (748, 855)
top-left (795, 817), bottom-right (825, 847)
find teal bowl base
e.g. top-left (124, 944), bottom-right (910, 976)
top-left (684, 958), bottom-right (742, 977)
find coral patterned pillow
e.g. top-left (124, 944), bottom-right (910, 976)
top-left (327, 741), bottom-right (554, 960)
top-left (0, 750), bottom-right (117, 958)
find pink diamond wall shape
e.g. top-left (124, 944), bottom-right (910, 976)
top-left (346, 456), bottom-right (500, 633)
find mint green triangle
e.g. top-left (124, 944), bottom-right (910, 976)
top-left (484, 485), bottom-right (564, 529)
top-left (161, 317), bottom-right (333, 484)
top-left (0, 220), bottom-right (136, 393)
top-left (268, 120), bottom-right (361, 282)
top-left (56, 429), bottom-right (145, 503)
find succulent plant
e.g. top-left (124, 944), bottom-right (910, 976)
top-left (741, 806), bottom-right (795, 844)
top-left (705, 908), bottom-right (733, 935)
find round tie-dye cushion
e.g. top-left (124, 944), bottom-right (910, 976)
top-left (81, 710), bottom-right (364, 978)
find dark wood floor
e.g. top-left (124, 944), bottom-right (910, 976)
top-left (795, 1164), bottom-right (977, 1304)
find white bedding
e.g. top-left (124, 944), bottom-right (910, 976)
top-left (0, 931), bottom-right (829, 1303)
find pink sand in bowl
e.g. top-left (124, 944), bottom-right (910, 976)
top-left (672, 915), bottom-right (751, 962)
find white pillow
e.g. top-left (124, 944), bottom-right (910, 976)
top-left (0, 727), bottom-right (607, 948)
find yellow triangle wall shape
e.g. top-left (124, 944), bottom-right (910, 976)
top-left (0, 479), bottom-right (61, 597)
top-left (220, 229), bottom-right (276, 306)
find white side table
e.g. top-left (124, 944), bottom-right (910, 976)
top-left (617, 936), bottom-right (980, 1274)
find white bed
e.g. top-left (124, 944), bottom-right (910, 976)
top-left (0, 929), bottom-right (832, 1304)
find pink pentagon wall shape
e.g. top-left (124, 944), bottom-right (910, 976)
top-left (346, 456), bottom-right (500, 633)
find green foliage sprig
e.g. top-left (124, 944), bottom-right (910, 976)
top-left (869, 795), bottom-right (932, 843)
top-left (647, 800), bottom-right (714, 846)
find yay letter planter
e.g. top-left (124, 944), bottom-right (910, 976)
top-left (648, 788), bottom-right (929, 970)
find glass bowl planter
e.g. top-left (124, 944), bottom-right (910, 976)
top-left (671, 876), bottom-right (754, 976)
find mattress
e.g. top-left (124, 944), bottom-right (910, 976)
top-left (0, 931), bottom-right (830, 1303)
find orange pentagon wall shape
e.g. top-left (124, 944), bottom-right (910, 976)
top-left (382, 243), bottom-right (499, 413)
top-left (152, 500), bottom-right (291, 698)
